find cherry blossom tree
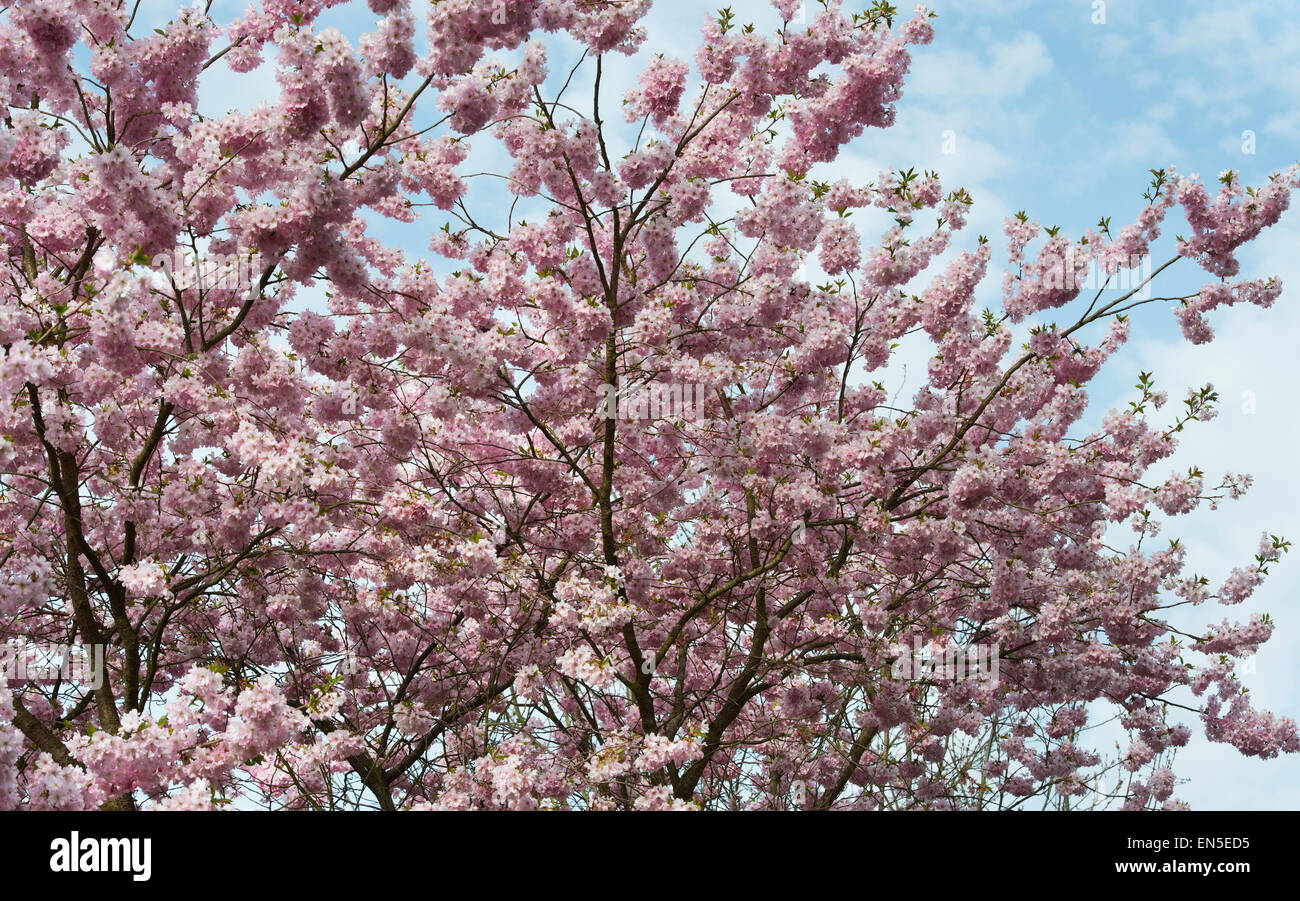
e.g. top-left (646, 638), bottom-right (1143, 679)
top-left (0, 0), bottom-right (1297, 811)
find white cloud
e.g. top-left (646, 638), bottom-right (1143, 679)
top-left (1118, 224), bottom-right (1300, 808)
top-left (909, 30), bottom-right (1054, 101)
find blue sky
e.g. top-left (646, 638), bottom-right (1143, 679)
top-left (873, 0), bottom-right (1300, 811)
top-left (177, 0), bottom-right (1300, 808)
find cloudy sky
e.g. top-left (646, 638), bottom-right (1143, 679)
top-left (798, 0), bottom-right (1300, 811)
top-left (179, 0), bottom-right (1300, 808)
top-left (752, 0), bottom-right (1300, 809)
